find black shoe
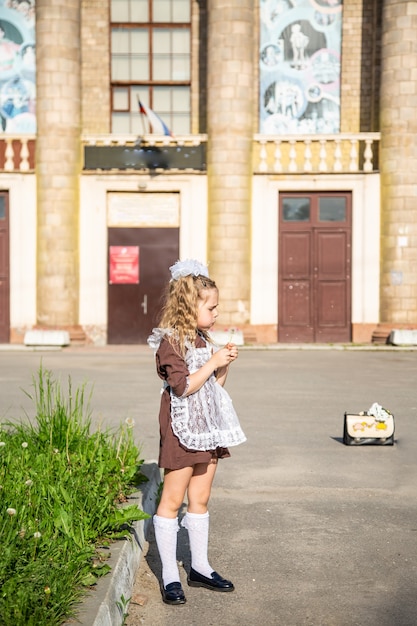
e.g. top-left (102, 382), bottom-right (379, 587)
top-left (161, 581), bottom-right (186, 605)
top-left (187, 567), bottom-right (234, 592)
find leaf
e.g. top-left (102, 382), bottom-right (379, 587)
top-left (80, 572), bottom-right (97, 587)
top-left (92, 563), bottom-right (111, 578)
top-left (59, 484), bottom-right (71, 504)
top-left (54, 508), bottom-right (71, 537)
top-left (109, 529), bottom-right (132, 540)
top-left (112, 505), bottom-right (150, 525)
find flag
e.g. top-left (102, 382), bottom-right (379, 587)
top-left (138, 98), bottom-right (172, 136)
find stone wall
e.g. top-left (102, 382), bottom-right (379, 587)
top-left (81, 0), bottom-right (111, 134)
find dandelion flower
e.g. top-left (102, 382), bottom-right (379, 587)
top-left (125, 417), bottom-right (135, 428)
top-left (44, 586), bottom-right (51, 595)
top-left (21, 442), bottom-right (28, 449)
top-left (6, 508), bottom-right (16, 516)
top-left (33, 531), bottom-right (42, 539)
top-left (25, 479), bottom-right (33, 487)
top-left (0, 441), bottom-right (5, 447)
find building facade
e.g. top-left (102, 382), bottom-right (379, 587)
top-left (0, 0), bottom-right (415, 346)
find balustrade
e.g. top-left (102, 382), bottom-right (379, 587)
top-left (0, 136), bottom-right (35, 171)
top-left (0, 133), bottom-right (381, 175)
top-left (254, 133), bottom-right (380, 174)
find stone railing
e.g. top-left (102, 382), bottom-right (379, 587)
top-left (82, 133), bottom-right (208, 147)
top-left (0, 133), bottom-right (380, 175)
top-left (0, 135), bottom-right (36, 171)
top-left (253, 133), bottom-right (381, 174)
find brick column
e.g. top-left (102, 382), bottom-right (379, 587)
top-left (206, 0), bottom-right (254, 328)
top-left (36, 0), bottom-right (81, 328)
top-left (379, 0), bottom-right (417, 328)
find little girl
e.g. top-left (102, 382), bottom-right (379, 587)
top-left (147, 259), bottom-right (246, 605)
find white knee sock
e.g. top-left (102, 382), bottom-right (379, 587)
top-left (181, 511), bottom-right (213, 577)
top-left (153, 515), bottom-right (180, 587)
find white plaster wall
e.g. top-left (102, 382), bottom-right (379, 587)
top-left (8, 174), bottom-right (37, 328)
top-left (251, 176), bottom-right (279, 325)
top-left (250, 173), bottom-right (381, 326)
top-left (79, 173), bottom-right (208, 329)
top-left (353, 174), bottom-right (380, 323)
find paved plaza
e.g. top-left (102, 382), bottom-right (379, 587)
top-left (1, 345), bottom-right (416, 625)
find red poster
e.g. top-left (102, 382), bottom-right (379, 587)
top-left (109, 246), bottom-right (139, 284)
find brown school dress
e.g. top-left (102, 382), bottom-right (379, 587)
top-left (155, 333), bottom-right (230, 470)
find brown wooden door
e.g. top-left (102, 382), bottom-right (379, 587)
top-left (0, 192), bottom-right (9, 343)
top-left (107, 227), bottom-right (179, 344)
top-left (278, 193), bottom-right (351, 343)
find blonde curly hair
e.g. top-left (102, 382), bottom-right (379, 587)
top-left (158, 274), bottom-right (217, 354)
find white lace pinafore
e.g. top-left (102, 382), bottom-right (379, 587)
top-left (148, 328), bottom-right (246, 451)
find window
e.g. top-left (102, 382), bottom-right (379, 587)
top-left (319, 196), bottom-right (346, 222)
top-left (111, 0), bottom-right (191, 135)
top-left (282, 197), bottom-right (310, 222)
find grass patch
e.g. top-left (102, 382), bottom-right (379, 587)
top-left (0, 367), bottom-right (150, 626)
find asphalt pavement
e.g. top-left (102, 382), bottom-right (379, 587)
top-left (1, 344), bottom-right (417, 626)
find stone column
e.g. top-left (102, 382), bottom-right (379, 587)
top-left (206, 0), bottom-right (254, 328)
top-left (36, 0), bottom-right (81, 328)
top-left (379, 0), bottom-right (417, 328)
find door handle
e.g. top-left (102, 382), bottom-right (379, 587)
top-left (141, 294), bottom-right (148, 315)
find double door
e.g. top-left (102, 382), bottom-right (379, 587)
top-left (278, 192), bottom-right (351, 343)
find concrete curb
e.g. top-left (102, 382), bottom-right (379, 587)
top-left (66, 461), bottom-right (161, 626)
top-left (1, 343), bottom-right (417, 354)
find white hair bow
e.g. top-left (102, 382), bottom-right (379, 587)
top-left (169, 259), bottom-right (209, 280)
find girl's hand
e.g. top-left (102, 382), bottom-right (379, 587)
top-left (187, 343), bottom-right (238, 395)
top-left (213, 343), bottom-right (238, 387)
top-left (213, 344), bottom-right (238, 368)
top-left (226, 342), bottom-right (238, 361)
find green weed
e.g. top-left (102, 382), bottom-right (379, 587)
top-left (0, 367), bottom-right (149, 625)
